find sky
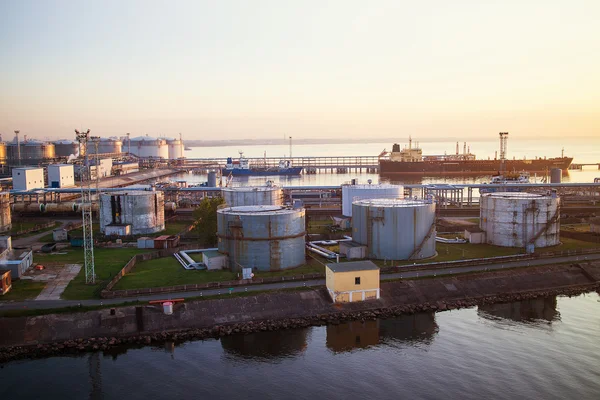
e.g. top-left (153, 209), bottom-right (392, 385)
top-left (0, 0), bottom-right (599, 142)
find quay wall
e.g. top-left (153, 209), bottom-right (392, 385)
top-left (1, 263), bottom-right (599, 355)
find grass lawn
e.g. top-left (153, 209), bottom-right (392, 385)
top-left (543, 237), bottom-right (600, 251)
top-left (162, 221), bottom-right (193, 236)
top-left (34, 248), bottom-right (152, 300)
top-left (561, 224), bottom-right (591, 233)
top-left (113, 256), bottom-right (236, 290)
top-left (11, 221), bottom-right (61, 238)
top-left (0, 280), bottom-right (47, 301)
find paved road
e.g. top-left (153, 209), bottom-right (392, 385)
top-left (1, 253), bottom-right (599, 311)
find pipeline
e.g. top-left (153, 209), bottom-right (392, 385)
top-left (11, 202), bottom-right (99, 214)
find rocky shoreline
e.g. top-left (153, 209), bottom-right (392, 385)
top-left (1, 283), bottom-right (597, 364)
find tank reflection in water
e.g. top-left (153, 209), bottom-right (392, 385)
top-left (326, 312), bottom-right (438, 353)
top-left (220, 328), bottom-right (309, 361)
top-left (477, 296), bottom-right (560, 325)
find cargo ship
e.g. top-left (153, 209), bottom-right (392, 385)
top-left (379, 134), bottom-right (573, 176)
top-left (222, 152), bottom-right (302, 176)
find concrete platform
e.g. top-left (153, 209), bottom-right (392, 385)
top-left (35, 264), bottom-right (81, 301)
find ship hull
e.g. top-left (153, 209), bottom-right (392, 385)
top-left (222, 167), bottom-right (303, 176)
top-left (379, 158), bottom-right (573, 176)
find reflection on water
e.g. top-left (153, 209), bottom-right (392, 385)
top-left (326, 312), bottom-right (438, 353)
top-left (477, 296), bottom-right (560, 324)
top-left (220, 328), bottom-right (309, 361)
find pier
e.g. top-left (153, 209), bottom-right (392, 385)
top-left (569, 163), bottom-right (600, 170)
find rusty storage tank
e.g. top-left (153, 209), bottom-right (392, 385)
top-left (0, 192), bottom-right (11, 233)
top-left (480, 192), bottom-right (560, 248)
top-left (8, 140), bottom-right (55, 163)
top-left (352, 198), bottom-right (436, 260)
top-left (97, 137), bottom-right (123, 154)
top-left (217, 205), bottom-right (306, 271)
top-left (342, 183), bottom-right (404, 217)
top-left (99, 191), bottom-right (165, 235)
top-left (222, 184), bottom-right (283, 207)
top-left (550, 168), bottom-right (562, 184)
top-left (53, 140), bottom-right (83, 157)
top-left (165, 138), bottom-right (184, 159)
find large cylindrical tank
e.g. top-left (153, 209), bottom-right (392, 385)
top-left (480, 192), bottom-right (560, 248)
top-left (165, 138), bottom-right (184, 159)
top-left (217, 205), bottom-right (306, 271)
top-left (550, 168), bottom-right (562, 184)
top-left (53, 140), bottom-right (83, 157)
top-left (0, 142), bottom-right (7, 162)
top-left (342, 183), bottom-right (404, 217)
top-left (7, 140), bottom-right (55, 162)
top-left (207, 171), bottom-right (217, 187)
top-left (222, 185), bottom-right (283, 207)
top-left (99, 191), bottom-right (165, 235)
top-left (352, 198), bottom-right (436, 260)
top-left (97, 137), bottom-right (123, 154)
top-left (0, 192), bottom-right (11, 233)
top-left (127, 136), bottom-right (169, 158)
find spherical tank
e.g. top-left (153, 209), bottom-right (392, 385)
top-left (53, 140), bottom-right (83, 157)
top-left (99, 191), bottom-right (165, 235)
top-left (97, 137), bottom-right (123, 154)
top-left (217, 205), bottom-right (306, 271)
top-left (128, 136), bottom-right (168, 158)
top-left (165, 138), bottom-right (184, 159)
top-left (352, 198), bottom-right (436, 260)
top-left (0, 192), bottom-right (11, 233)
top-left (342, 184), bottom-right (404, 217)
top-left (480, 192), bottom-right (560, 248)
top-left (222, 186), bottom-right (284, 207)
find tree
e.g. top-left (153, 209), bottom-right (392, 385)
top-left (193, 196), bottom-right (225, 246)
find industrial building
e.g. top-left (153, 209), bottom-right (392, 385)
top-left (99, 191), bottom-right (165, 236)
top-left (47, 164), bottom-right (75, 188)
top-left (352, 198), bottom-right (436, 260)
top-left (222, 184), bottom-right (284, 207)
top-left (217, 205), bottom-right (306, 271)
top-left (202, 250), bottom-right (228, 270)
top-left (480, 192), bottom-right (560, 249)
top-left (326, 260), bottom-right (380, 303)
top-left (341, 182), bottom-right (404, 217)
top-left (0, 236), bottom-right (33, 279)
top-left (12, 167), bottom-right (45, 191)
top-left (339, 241), bottom-right (367, 260)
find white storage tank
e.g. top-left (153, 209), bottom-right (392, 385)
top-left (342, 183), bottom-right (404, 217)
top-left (127, 136), bottom-right (169, 159)
top-left (99, 191), bottom-right (165, 235)
top-left (97, 137), bottom-right (123, 154)
top-left (352, 198), bottom-right (436, 260)
top-left (217, 205), bottom-right (306, 271)
top-left (222, 184), bottom-right (283, 207)
top-left (165, 138), bottom-right (184, 159)
top-left (480, 192), bottom-right (560, 248)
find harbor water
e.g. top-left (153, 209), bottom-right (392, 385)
top-left (2, 292), bottom-right (599, 399)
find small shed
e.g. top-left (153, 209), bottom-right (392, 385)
top-left (339, 241), bottom-right (367, 260)
top-left (0, 249), bottom-right (33, 279)
top-left (105, 224), bottom-right (131, 237)
top-left (70, 237), bottom-right (84, 247)
top-left (0, 269), bottom-right (11, 295)
top-left (591, 217), bottom-right (600, 234)
top-left (326, 260), bottom-right (380, 303)
top-left (53, 228), bottom-right (69, 242)
top-left (137, 237), bottom-right (154, 249)
top-left (464, 227), bottom-right (486, 244)
top-left (202, 250), bottom-right (227, 270)
top-left (154, 235), bottom-right (180, 249)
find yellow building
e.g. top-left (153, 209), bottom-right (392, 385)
top-left (326, 260), bottom-right (380, 303)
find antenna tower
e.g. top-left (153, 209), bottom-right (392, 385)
top-left (499, 132), bottom-right (509, 172)
top-left (75, 129), bottom-right (96, 284)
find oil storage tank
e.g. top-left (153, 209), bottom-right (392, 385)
top-left (127, 136), bottom-right (169, 159)
top-left (97, 137), bottom-right (123, 154)
top-left (165, 138), bottom-right (184, 159)
top-left (53, 140), bottom-right (83, 157)
top-left (7, 140), bottom-right (55, 163)
top-left (0, 142), bottom-right (7, 163)
top-left (99, 191), bottom-right (165, 235)
top-left (222, 185), bottom-right (283, 207)
top-left (480, 192), bottom-right (560, 248)
top-left (217, 205), bottom-right (305, 271)
top-left (342, 183), bottom-right (404, 217)
top-left (352, 198), bottom-right (436, 260)
top-left (0, 192), bottom-right (11, 233)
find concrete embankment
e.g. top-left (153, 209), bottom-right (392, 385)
top-left (1, 262), bottom-right (599, 362)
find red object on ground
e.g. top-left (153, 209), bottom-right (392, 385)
top-left (148, 298), bottom-right (184, 305)
top-left (35, 265), bottom-right (45, 270)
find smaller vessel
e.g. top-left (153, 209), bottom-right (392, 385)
top-left (480, 171), bottom-right (530, 194)
top-left (184, 146), bottom-right (192, 151)
top-left (222, 152), bottom-right (302, 176)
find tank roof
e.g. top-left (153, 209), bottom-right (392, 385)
top-left (482, 192), bottom-right (555, 199)
top-left (53, 140), bottom-right (78, 144)
top-left (222, 185), bottom-right (280, 192)
top-left (326, 260), bottom-right (379, 272)
top-left (218, 205), bottom-right (299, 215)
top-left (102, 190), bottom-right (158, 196)
top-left (129, 135), bottom-right (166, 142)
top-left (353, 198), bottom-right (432, 208)
top-left (343, 183), bottom-right (402, 189)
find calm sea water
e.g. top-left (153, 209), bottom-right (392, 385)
top-left (2, 293), bottom-right (599, 399)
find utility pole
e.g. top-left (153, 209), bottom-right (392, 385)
top-left (14, 130), bottom-right (20, 166)
top-left (126, 132), bottom-right (131, 155)
top-left (289, 136), bottom-right (292, 159)
top-left (75, 129), bottom-right (96, 284)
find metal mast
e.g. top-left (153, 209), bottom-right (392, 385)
top-left (75, 129), bottom-right (96, 284)
top-left (499, 132), bottom-right (509, 173)
top-left (14, 130), bottom-right (20, 166)
top-left (289, 136), bottom-right (292, 159)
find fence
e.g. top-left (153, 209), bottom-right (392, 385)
top-left (12, 221), bottom-right (57, 237)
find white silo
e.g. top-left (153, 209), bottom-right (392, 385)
top-left (99, 191), bottom-right (165, 235)
top-left (342, 183), bottom-right (404, 217)
top-left (222, 185), bottom-right (284, 207)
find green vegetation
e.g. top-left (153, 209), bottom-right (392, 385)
top-left (0, 280), bottom-right (46, 301)
top-left (162, 220), bottom-right (192, 236)
top-left (561, 224), bottom-right (591, 233)
top-left (543, 237), bottom-right (600, 251)
top-left (254, 260), bottom-right (324, 278)
top-left (193, 197), bottom-right (225, 246)
top-left (33, 248), bottom-right (152, 300)
top-left (11, 221), bottom-right (61, 238)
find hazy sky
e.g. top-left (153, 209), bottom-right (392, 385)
top-left (1, 0), bottom-right (599, 141)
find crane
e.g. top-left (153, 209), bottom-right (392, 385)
top-left (75, 129), bottom-right (96, 284)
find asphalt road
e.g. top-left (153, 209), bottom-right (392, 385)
top-left (2, 252), bottom-right (598, 312)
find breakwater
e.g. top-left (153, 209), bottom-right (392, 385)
top-left (1, 262), bottom-right (599, 362)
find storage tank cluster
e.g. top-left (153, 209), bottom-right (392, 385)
top-left (352, 198), bottom-right (436, 260)
top-left (222, 184), bottom-right (283, 207)
top-left (97, 137), bottom-right (123, 154)
top-left (7, 139), bottom-right (55, 163)
top-left (99, 191), bottom-right (165, 235)
top-left (165, 137), bottom-right (184, 159)
top-left (480, 192), bottom-right (560, 248)
top-left (217, 205), bottom-right (306, 271)
top-left (342, 182), bottom-right (404, 217)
